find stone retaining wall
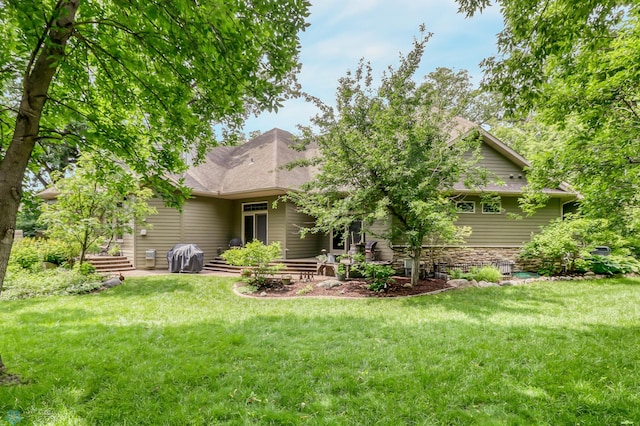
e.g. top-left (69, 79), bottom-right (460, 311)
top-left (391, 246), bottom-right (539, 273)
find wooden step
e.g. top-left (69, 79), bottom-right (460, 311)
top-left (86, 255), bottom-right (135, 272)
top-left (203, 257), bottom-right (318, 275)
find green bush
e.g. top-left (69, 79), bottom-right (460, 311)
top-left (75, 262), bottom-right (97, 276)
top-left (10, 239), bottom-right (41, 270)
top-left (360, 263), bottom-right (395, 292)
top-left (1, 268), bottom-right (103, 300)
top-left (519, 217), bottom-right (629, 275)
top-left (470, 266), bottom-right (503, 283)
top-left (447, 266), bottom-right (502, 282)
top-left (587, 255), bottom-right (640, 276)
top-left (39, 238), bottom-right (76, 265)
top-left (221, 240), bottom-right (283, 286)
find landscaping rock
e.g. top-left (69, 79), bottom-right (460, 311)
top-left (447, 279), bottom-right (472, 288)
top-left (316, 280), bottom-right (343, 289)
top-left (477, 280), bottom-right (499, 288)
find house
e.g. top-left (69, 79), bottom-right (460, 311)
top-left (119, 125), bottom-right (575, 271)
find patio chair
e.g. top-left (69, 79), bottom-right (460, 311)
top-left (365, 241), bottom-right (378, 261)
top-left (229, 238), bottom-right (243, 249)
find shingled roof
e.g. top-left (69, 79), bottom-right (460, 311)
top-left (183, 128), bottom-right (317, 199)
top-left (179, 123), bottom-right (575, 199)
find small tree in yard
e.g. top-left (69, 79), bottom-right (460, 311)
top-left (287, 32), bottom-right (486, 287)
top-left (39, 153), bottom-right (156, 264)
top-left (222, 241), bottom-right (284, 286)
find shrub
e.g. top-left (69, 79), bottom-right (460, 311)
top-left (39, 238), bottom-right (76, 265)
top-left (587, 255), bottom-right (640, 276)
top-left (469, 266), bottom-right (502, 283)
top-left (360, 263), bottom-right (396, 292)
top-left (221, 240), bottom-right (283, 285)
top-left (75, 262), bottom-right (97, 276)
top-left (519, 217), bottom-right (628, 275)
top-left (1, 268), bottom-right (103, 300)
top-left (10, 239), bottom-right (41, 270)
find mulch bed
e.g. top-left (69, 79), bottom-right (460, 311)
top-left (237, 276), bottom-right (452, 298)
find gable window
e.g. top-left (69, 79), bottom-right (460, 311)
top-left (482, 201), bottom-right (503, 214)
top-left (456, 201), bottom-right (475, 214)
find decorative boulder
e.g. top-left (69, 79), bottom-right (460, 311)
top-left (447, 279), bottom-right (473, 288)
top-left (316, 280), bottom-right (343, 289)
top-left (477, 280), bottom-right (499, 288)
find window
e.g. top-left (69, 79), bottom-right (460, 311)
top-left (456, 201), bottom-right (475, 213)
top-left (482, 201), bottom-right (503, 214)
top-left (332, 220), bottom-right (364, 252)
top-left (242, 202), bottom-right (268, 244)
top-left (243, 202), bottom-right (268, 212)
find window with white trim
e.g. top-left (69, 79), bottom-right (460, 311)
top-left (481, 201), bottom-right (503, 214)
top-left (456, 201), bottom-right (475, 213)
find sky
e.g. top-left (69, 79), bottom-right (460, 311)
top-left (242, 0), bottom-right (504, 135)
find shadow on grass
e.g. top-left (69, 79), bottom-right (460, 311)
top-left (96, 276), bottom-right (197, 298)
top-left (402, 277), bottom-right (640, 320)
top-left (1, 308), bottom-right (638, 425)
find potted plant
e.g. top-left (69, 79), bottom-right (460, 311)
top-left (281, 274), bottom-right (293, 285)
top-left (336, 262), bottom-right (346, 281)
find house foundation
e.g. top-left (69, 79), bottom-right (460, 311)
top-left (391, 246), bottom-right (534, 275)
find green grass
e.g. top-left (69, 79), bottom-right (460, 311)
top-left (1, 275), bottom-right (639, 425)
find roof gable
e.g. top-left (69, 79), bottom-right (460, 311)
top-left (183, 128), bottom-right (315, 198)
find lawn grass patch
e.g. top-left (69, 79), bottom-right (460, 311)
top-left (1, 275), bottom-right (639, 424)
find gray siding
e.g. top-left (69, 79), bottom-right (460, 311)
top-left (134, 196), bottom-right (233, 269)
top-left (368, 220), bottom-right (394, 261)
top-left (135, 197), bottom-right (182, 269)
top-left (284, 202), bottom-right (323, 258)
top-left (182, 197), bottom-right (233, 261)
top-left (121, 233), bottom-right (136, 267)
top-left (454, 196), bottom-right (561, 247)
top-left (474, 141), bottom-right (527, 183)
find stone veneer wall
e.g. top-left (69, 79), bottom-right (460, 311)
top-left (391, 246), bottom-right (536, 273)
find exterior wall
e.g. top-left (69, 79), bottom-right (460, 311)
top-left (230, 196), bottom-right (287, 257)
top-left (469, 140), bottom-right (528, 183)
top-left (134, 196), bottom-right (232, 270)
top-left (182, 196), bottom-right (234, 259)
top-left (121, 233), bottom-right (136, 266)
top-left (284, 202), bottom-right (324, 258)
top-left (388, 195), bottom-right (564, 271)
top-left (454, 196), bottom-right (560, 247)
top-left (367, 220), bottom-right (393, 261)
top-left (389, 246), bottom-right (528, 273)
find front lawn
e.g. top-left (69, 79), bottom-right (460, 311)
top-left (1, 275), bottom-right (639, 424)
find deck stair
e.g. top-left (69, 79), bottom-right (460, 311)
top-left (203, 257), bottom-right (317, 275)
top-left (86, 255), bottom-right (135, 273)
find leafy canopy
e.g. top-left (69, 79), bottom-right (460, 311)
top-left (0, 0), bottom-right (311, 203)
top-left (38, 153), bottom-right (156, 263)
top-left (287, 33), bottom-right (486, 285)
top-left (459, 0), bottom-right (640, 230)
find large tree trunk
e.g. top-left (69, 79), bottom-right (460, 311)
top-left (409, 246), bottom-right (423, 287)
top-left (0, 0), bottom-right (79, 292)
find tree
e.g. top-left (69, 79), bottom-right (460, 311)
top-left (0, 1), bottom-right (311, 290)
top-left (38, 153), bottom-right (156, 264)
top-left (287, 34), bottom-right (485, 286)
top-left (458, 0), bottom-right (640, 230)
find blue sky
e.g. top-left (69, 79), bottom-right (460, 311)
top-left (243, 0), bottom-right (504, 135)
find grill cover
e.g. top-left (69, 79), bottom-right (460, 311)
top-left (167, 244), bottom-right (204, 273)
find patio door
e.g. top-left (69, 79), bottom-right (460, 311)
top-left (243, 202), bottom-right (268, 244)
